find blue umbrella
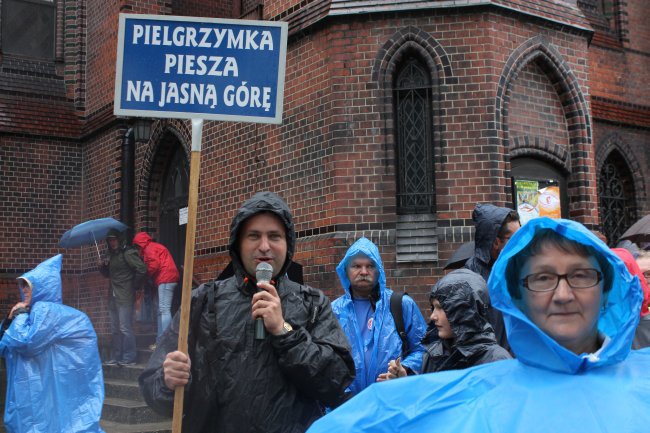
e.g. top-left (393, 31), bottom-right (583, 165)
top-left (59, 217), bottom-right (128, 259)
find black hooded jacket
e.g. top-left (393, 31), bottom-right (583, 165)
top-left (463, 203), bottom-right (513, 351)
top-left (139, 192), bottom-right (355, 433)
top-left (421, 269), bottom-right (511, 373)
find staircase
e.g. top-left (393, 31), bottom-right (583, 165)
top-left (100, 333), bottom-right (172, 433)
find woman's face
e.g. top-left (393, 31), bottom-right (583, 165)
top-left (518, 244), bottom-right (604, 355)
top-left (430, 298), bottom-right (454, 340)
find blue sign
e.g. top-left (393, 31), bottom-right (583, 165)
top-left (114, 14), bottom-right (287, 124)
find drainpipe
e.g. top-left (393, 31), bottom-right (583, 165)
top-left (121, 127), bottom-right (135, 244)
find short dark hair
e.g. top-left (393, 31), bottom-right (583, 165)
top-left (497, 211), bottom-right (520, 239)
top-left (506, 229), bottom-right (613, 299)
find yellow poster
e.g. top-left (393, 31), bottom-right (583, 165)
top-left (514, 179), bottom-right (561, 225)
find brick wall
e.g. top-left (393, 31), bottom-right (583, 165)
top-left (150, 9), bottom-right (595, 310)
top-left (508, 62), bottom-right (570, 149)
top-left (3, 0), bottom-right (646, 336)
top-left (0, 137), bottom-right (82, 271)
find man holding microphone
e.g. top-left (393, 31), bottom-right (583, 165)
top-left (139, 191), bottom-right (354, 433)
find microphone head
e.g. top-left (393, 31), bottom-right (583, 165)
top-left (255, 262), bottom-right (273, 283)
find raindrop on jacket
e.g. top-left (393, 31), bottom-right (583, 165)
top-left (307, 218), bottom-right (650, 433)
top-left (0, 254), bottom-right (104, 433)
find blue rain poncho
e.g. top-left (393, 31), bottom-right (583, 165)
top-left (309, 218), bottom-right (650, 433)
top-left (332, 238), bottom-right (427, 395)
top-left (0, 255), bottom-right (105, 433)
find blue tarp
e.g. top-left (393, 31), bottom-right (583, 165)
top-left (0, 255), bottom-right (105, 433)
top-left (309, 218), bottom-right (650, 433)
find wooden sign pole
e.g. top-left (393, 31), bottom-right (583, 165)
top-left (172, 118), bottom-right (203, 433)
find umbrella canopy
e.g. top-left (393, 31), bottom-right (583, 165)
top-left (619, 214), bottom-right (650, 243)
top-left (59, 217), bottom-right (128, 249)
top-left (443, 241), bottom-right (475, 270)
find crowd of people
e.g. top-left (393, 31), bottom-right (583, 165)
top-left (1, 191), bottom-right (649, 432)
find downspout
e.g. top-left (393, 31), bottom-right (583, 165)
top-left (121, 127), bottom-right (135, 244)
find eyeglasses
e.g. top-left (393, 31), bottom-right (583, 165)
top-left (522, 268), bottom-right (603, 292)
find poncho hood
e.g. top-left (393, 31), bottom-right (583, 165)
top-left (336, 237), bottom-right (387, 298)
top-left (18, 254), bottom-right (62, 305)
top-left (488, 217), bottom-right (641, 373)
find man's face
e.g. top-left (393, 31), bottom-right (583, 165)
top-left (636, 256), bottom-right (650, 287)
top-left (491, 220), bottom-right (521, 260)
top-left (238, 212), bottom-right (287, 279)
top-left (19, 279), bottom-right (32, 305)
top-left (107, 236), bottom-right (120, 251)
top-left (346, 255), bottom-right (378, 298)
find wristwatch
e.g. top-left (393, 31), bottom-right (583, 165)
top-left (280, 321), bottom-right (293, 335)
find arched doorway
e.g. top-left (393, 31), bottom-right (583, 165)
top-left (159, 145), bottom-right (188, 312)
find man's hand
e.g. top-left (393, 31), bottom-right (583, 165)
top-left (163, 351), bottom-right (191, 390)
top-left (251, 281), bottom-right (284, 335)
top-left (9, 302), bottom-right (29, 319)
top-left (376, 357), bottom-right (407, 382)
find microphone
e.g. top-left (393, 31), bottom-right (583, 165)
top-left (255, 262), bottom-right (273, 340)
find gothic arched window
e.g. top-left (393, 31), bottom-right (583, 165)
top-left (598, 150), bottom-right (637, 245)
top-left (394, 57), bottom-right (434, 214)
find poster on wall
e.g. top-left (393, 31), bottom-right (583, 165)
top-left (513, 178), bottom-right (562, 225)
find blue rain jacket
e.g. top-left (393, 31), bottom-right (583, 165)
top-left (309, 219), bottom-right (650, 433)
top-left (332, 238), bottom-right (426, 395)
top-left (0, 255), bottom-right (105, 433)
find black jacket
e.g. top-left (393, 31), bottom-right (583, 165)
top-left (463, 203), bottom-right (512, 351)
top-left (139, 192), bottom-right (355, 433)
top-left (421, 269), bottom-right (511, 373)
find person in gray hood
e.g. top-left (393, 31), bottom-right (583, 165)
top-left (421, 269), bottom-right (511, 373)
top-left (464, 203), bottom-right (520, 351)
top-left (139, 192), bottom-right (355, 433)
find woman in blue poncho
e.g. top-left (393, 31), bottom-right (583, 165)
top-left (308, 218), bottom-right (650, 433)
top-left (0, 255), bottom-right (104, 433)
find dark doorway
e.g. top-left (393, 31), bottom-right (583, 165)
top-left (159, 145), bottom-right (189, 313)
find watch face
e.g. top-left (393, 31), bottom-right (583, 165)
top-left (283, 322), bottom-right (293, 332)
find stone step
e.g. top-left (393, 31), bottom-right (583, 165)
top-left (102, 397), bottom-right (171, 424)
top-left (103, 362), bottom-right (146, 382)
top-left (101, 419), bottom-right (171, 433)
top-left (105, 377), bottom-right (144, 402)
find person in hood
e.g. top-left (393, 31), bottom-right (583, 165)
top-left (139, 192), bottom-right (355, 433)
top-left (132, 232), bottom-right (180, 346)
top-left (464, 203), bottom-right (520, 351)
top-left (421, 268), bottom-right (511, 373)
top-left (0, 254), bottom-right (104, 433)
top-left (306, 218), bottom-right (650, 433)
top-left (611, 248), bottom-right (650, 349)
top-left (99, 228), bottom-right (147, 365)
top-left (332, 238), bottom-right (426, 395)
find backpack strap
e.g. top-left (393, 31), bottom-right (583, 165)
top-left (390, 291), bottom-right (409, 358)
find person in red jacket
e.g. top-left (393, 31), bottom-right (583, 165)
top-left (133, 232), bottom-right (180, 346)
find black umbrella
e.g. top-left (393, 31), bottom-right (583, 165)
top-left (619, 214), bottom-right (650, 243)
top-left (444, 241), bottom-right (475, 270)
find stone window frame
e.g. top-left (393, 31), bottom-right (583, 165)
top-left (595, 133), bottom-right (645, 244)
